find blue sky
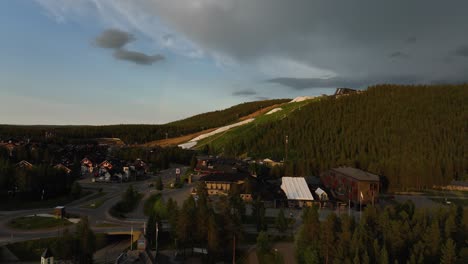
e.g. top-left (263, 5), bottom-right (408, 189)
top-left (1, 1), bottom-right (466, 124)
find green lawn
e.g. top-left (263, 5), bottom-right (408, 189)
top-left (194, 99), bottom-right (317, 152)
top-left (109, 193), bottom-right (143, 218)
top-left (144, 193), bottom-right (162, 216)
top-left (8, 216), bottom-right (72, 230)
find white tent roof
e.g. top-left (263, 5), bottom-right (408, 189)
top-left (281, 177), bottom-right (314, 201)
top-left (315, 187), bottom-right (326, 196)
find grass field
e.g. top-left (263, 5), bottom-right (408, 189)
top-left (144, 193), bottom-right (162, 216)
top-left (8, 216), bottom-right (72, 230)
top-left (194, 99), bottom-right (318, 152)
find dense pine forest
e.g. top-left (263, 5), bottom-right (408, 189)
top-left (218, 85), bottom-right (467, 190)
top-left (296, 202), bottom-right (467, 264)
top-left (0, 99), bottom-right (287, 144)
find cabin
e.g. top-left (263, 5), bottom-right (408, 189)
top-left (80, 157), bottom-right (94, 176)
top-left (315, 187), bottom-right (329, 201)
top-left (41, 248), bottom-right (54, 264)
top-left (320, 167), bottom-right (379, 206)
top-left (15, 160), bottom-right (33, 170)
top-left (54, 164), bottom-right (71, 174)
top-left (281, 177), bottom-right (315, 208)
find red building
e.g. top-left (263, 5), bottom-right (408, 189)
top-left (320, 167), bottom-right (379, 206)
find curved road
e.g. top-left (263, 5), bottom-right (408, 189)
top-left (0, 166), bottom-right (191, 245)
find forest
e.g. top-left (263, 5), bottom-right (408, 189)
top-left (0, 99), bottom-right (287, 144)
top-left (296, 202), bottom-right (467, 264)
top-left (217, 85), bottom-right (467, 190)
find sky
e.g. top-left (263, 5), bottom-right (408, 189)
top-left (1, 0), bottom-right (467, 125)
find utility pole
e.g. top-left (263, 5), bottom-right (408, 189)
top-left (130, 226), bottom-right (133, 251)
top-left (285, 135), bottom-right (289, 162)
top-left (232, 235), bottom-right (236, 264)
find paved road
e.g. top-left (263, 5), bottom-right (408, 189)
top-left (0, 166), bottom-right (192, 246)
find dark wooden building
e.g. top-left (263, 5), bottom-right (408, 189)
top-left (320, 167), bottom-right (379, 206)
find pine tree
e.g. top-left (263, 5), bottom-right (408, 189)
top-left (440, 239), bottom-right (456, 264)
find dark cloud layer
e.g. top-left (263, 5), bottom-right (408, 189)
top-left (94, 29), bottom-right (135, 49)
top-left (113, 49), bottom-right (164, 65)
top-left (145, 0), bottom-right (468, 88)
top-left (267, 75), bottom-right (424, 90)
top-left (95, 28), bottom-right (164, 66)
top-left (232, 89), bottom-right (257, 96)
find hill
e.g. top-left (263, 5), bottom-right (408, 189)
top-left (0, 99), bottom-right (288, 144)
top-left (196, 85), bottom-right (467, 190)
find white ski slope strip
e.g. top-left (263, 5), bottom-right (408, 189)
top-left (290, 96), bottom-right (315, 103)
top-left (178, 118), bottom-right (255, 149)
top-left (266, 107), bottom-right (283, 115)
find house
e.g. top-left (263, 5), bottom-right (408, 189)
top-left (281, 177), bottom-right (315, 208)
top-left (320, 167), bottom-right (379, 206)
top-left (315, 187), bottom-right (329, 201)
top-left (133, 159), bottom-right (148, 176)
top-left (0, 142), bottom-right (16, 156)
top-left (80, 157), bottom-right (94, 176)
top-left (334, 88), bottom-right (358, 97)
top-left (54, 206), bottom-right (66, 219)
top-left (41, 248), bottom-right (54, 264)
top-left (200, 173), bottom-right (249, 195)
top-left (54, 163), bottom-right (71, 174)
top-left (262, 158), bottom-right (284, 167)
top-left (15, 160), bottom-right (33, 170)
top-left (99, 160), bottom-right (113, 170)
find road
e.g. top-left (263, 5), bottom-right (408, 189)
top-left (0, 166), bottom-right (192, 246)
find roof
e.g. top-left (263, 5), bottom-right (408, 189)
top-left (41, 248), bottom-right (53, 258)
top-left (331, 167), bottom-right (379, 182)
top-left (281, 177), bottom-right (314, 201)
top-left (315, 187), bottom-right (327, 197)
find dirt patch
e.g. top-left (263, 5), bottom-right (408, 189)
top-left (238, 103), bottom-right (285, 121)
top-left (141, 102), bottom-right (285, 148)
top-left (141, 128), bottom-right (217, 147)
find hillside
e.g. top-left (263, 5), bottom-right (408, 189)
top-left (196, 85), bottom-right (467, 190)
top-left (0, 99), bottom-right (288, 144)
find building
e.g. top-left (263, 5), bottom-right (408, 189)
top-left (54, 163), bottom-right (72, 174)
top-left (334, 88), bottom-right (358, 97)
top-left (54, 206), bottom-right (66, 219)
top-left (15, 160), bottom-right (33, 170)
top-left (315, 187), bottom-right (329, 201)
top-left (41, 248), bottom-right (54, 264)
top-left (200, 173), bottom-right (248, 195)
top-left (320, 167), bottom-right (379, 206)
top-left (281, 177), bottom-right (315, 208)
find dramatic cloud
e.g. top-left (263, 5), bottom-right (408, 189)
top-left (232, 89), bottom-right (257, 96)
top-left (94, 29), bottom-right (135, 49)
top-left (94, 28), bottom-right (165, 66)
top-left (36, 0), bottom-right (468, 87)
top-left (113, 49), bottom-right (165, 65)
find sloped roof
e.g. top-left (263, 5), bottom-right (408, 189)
top-left (281, 177), bottom-right (314, 201)
top-left (331, 167), bottom-right (379, 182)
top-left (41, 247), bottom-right (53, 258)
top-left (315, 187), bottom-right (327, 196)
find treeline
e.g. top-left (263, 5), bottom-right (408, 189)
top-left (219, 85), bottom-right (467, 190)
top-left (0, 99), bottom-right (287, 144)
top-left (296, 202), bottom-right (467, 263)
